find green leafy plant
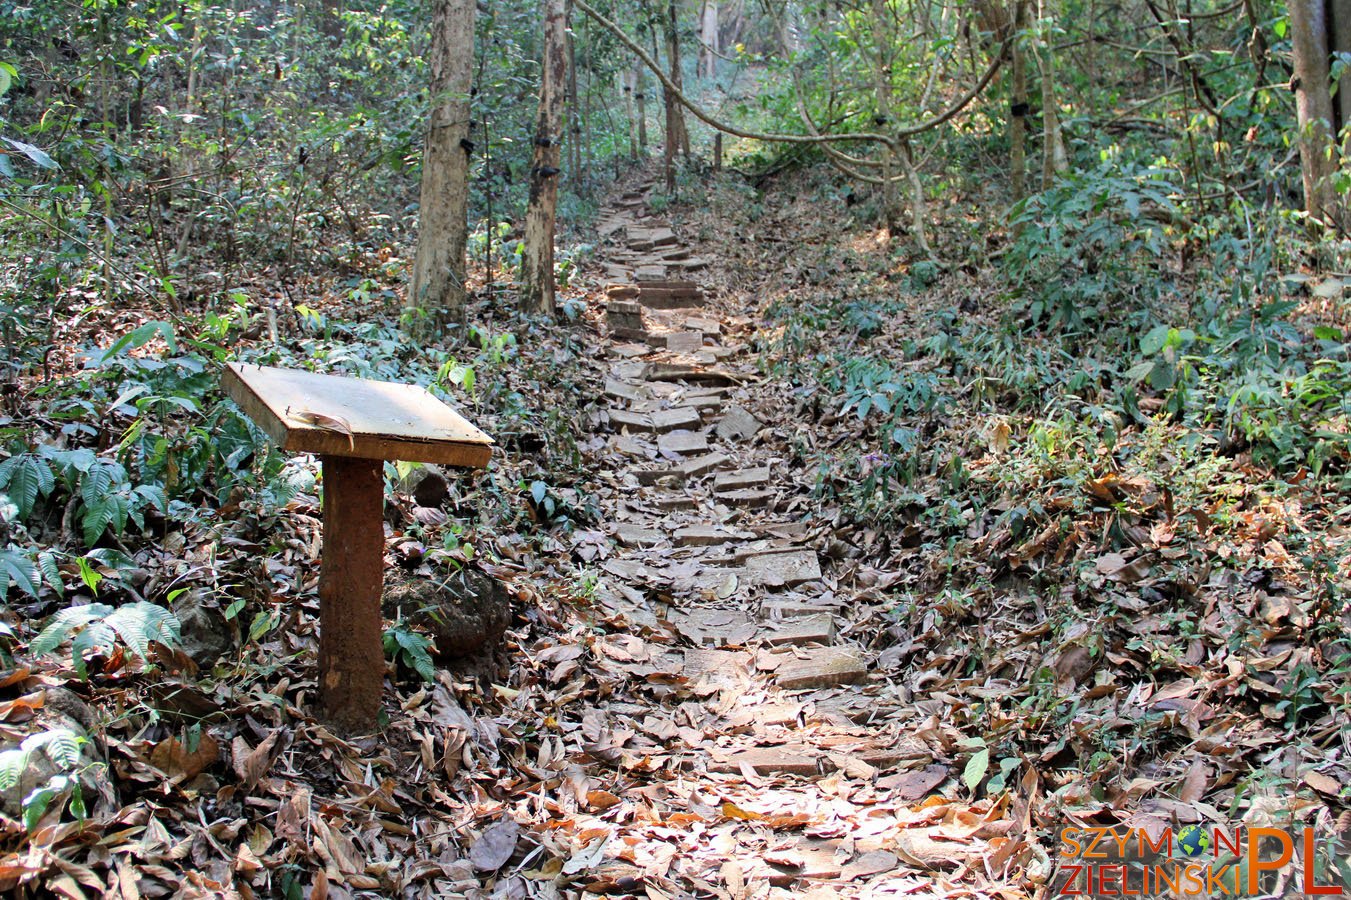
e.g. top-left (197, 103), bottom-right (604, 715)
top-left (30, 601), bottom-right (181, 678)
top-left (383, 620), bottom-right (436, 683)
top-left (0, 727), bottom-right (95, 831)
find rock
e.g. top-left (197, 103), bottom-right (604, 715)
top-left (2, 688), bottom-right (109, 820)
top-left (173, 590), bottom-right (234, 667)
top-left (384, 567), bottom-right (512, 663)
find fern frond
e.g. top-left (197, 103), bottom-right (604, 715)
top-left (29, 604), bottom-right (114, 657)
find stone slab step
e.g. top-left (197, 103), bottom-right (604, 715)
top-left (674, 524), bottom-right (746, 546)
top-left (745, 549), bottom-right (821, 587)
top-left (657, 429), bottom-right (710, 455)
top-left (714, 467), bottom-right (771, 491)
top-left (757, 614), bottom-right (835, 646)
top-left (775, 648), bottom-right (868, 690)
top-left (709, 746), bottom-right (820, 777)
top-left (615, 524), bottom-right (664, 547)
top-left (716, 489), bottom-right (775, 509)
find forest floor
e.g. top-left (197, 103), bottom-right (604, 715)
top-left (1, 160), bottom-right (1348, 899)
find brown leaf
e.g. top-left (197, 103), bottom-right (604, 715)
top-left (470, 819), bottom-right (520, 872)
top-left (842, 850), bottom-right (898, 881)
top-left (1304, 771), bottom-right (1342, 796)
top-left (721, 801), bottom-right (763, 821)
top-left (587, 790), bottom-right (623, 811)
top-left (1177, 760), bottom-right (1208, 804)
top-left (149, 732), bottom-right (220, 781)
top-left (232, 730), bottom-right (283, 791)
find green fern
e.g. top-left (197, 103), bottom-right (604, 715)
top-left (383, 622), bottom-right (436, 683)
top-left (30, 601), bottom-right (180, 678)
top-left (0, 546), bottom-right (40, 599)
top-left (0, 727), bottom-right (90, 831)
top-left (0, 454), bottom-right (55, 519)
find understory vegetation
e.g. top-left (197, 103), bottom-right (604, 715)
top-left (1, 0), bottom-right (1349, 894)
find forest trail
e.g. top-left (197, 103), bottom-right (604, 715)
top-left (549, 176), bottom-right (1012, 895)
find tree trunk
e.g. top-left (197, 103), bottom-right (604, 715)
top-left (667, 0), bottom-right (690, 160)
top-left (870, 0), bottom-right (900, 231)
top-left (1333, 0), bottom-right (1351, 143)
top-left (409, 0), bottom-right (476, 331)
top-left (1036, 29), bottom-right (1068, 188)
top-left (1009, 0), bottom-right (1028, 204)
top-left (1289, 0), bottom-right (1342, 228)
top-left (699, 0), bottom-right (719, 78)
top-left (520, 0), bottom-right (568, 313)
top-left (634, 57), bottom-right (648, 151)
top-left (622, 69), bottom-right (639, 158)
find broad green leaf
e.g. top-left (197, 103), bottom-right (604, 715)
top-left (3, 138), bottom-right (58, 170)
top-left (0, 548), bottom-right (39, 598)
top-left (962, 747), bottom-right (990, 792)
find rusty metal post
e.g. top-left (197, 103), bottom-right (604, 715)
top-left (318, 455), bottom-right (386, 733)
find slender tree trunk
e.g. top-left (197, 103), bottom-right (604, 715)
top-left (1009, 0), bottom-right (1028, 204)
top-left (409, 0), bottom-right (476, 331)
top-left (634, 57), bottom-right (648, 151)
top-left (699, 0), bottom-right (719, 78)
top-left (1036, 26), bottom-right (1068, 188)
top-left (565, 3), bottom-right (583, 186)
top-left (871, 0), bottom-right (900, 231)
top-left (622, 69), bottom-right (639, 158)
top-left (1333, 0), bottom-right (1351, 145)
top-left (667, 0), bottom-right (690, 159)
top-left (1289, 0), bottom-right (1342, 228)
top-left (520, 0), bottom-right (568, 313)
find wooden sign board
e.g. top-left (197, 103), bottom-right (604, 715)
top-left (223, 362), bottom-right (493, 468)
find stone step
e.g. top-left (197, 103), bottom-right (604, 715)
top-left (716, 488), bottom-right (775, 509)
top-left (657, 429), bottom-right (710, 455)
top-left (709, 746), bottom-right (820, 777)
top-left (653, 331), bottom-right (704, 353)
top-left (653, 494), bottom-right (698, 511)
top-left (615, 524), bottom-right (664, 547)
top-left (674, 524), bottom-right (745, 546)
top-left (774, 648), bottom-right (868, 690)
top-left (608, 407), bottom-right (702, 434)
top-left (714, 467), bottom-right (771, 491)
top-left (745, 549), bottom-right (821, 587)
top-left (757, 614), bottom-right (835, 646)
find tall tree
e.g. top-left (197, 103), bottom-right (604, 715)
top-left (520, 0), bottom-right (569, 313)
top-left (409, 0), bottom-right (477, 333)
top-left (1289, 0), bottom-right (1345, 229)
top-left (699, 0), bottom-right (720, 79)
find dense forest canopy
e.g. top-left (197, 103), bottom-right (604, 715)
top-left (0, 0), bottom-right (1348, 896)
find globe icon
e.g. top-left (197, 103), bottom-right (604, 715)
top-left (1177, 825), bottom-right (1210, 858)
